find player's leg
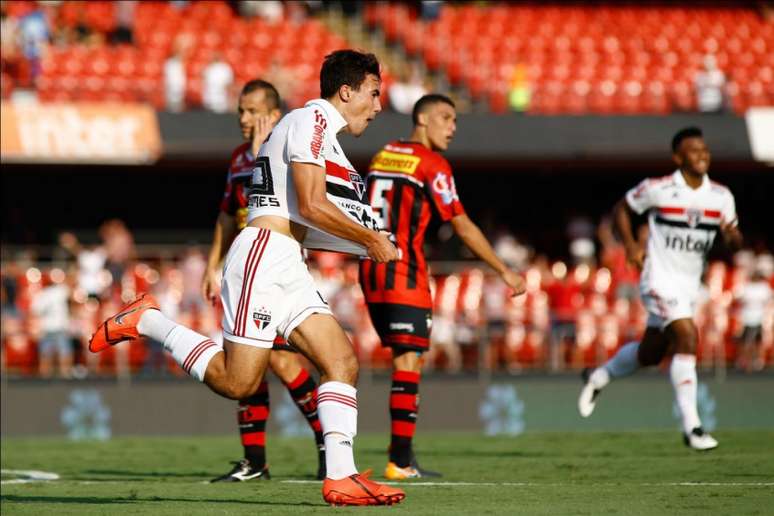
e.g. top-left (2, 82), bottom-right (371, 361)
top-left (578, 327), bottom-right (668, 417)
top-left (365, 302), bottom-right (438, 479)
top-left (269, 344), bottom-right (326, 479)
top-left (665, 318), bottom-right (717, 450)
top-left (287, 313), bottom-right (404, 505)
top-left (211, 380), bottom-right (272, 482)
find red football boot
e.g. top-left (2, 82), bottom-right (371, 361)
top-left (89, 293), bottom-right (160, 353)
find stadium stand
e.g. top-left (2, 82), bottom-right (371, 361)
top-left (364, 3), bottom-right (773, 114)
top-left (2, 2), bottom-right (771, 113)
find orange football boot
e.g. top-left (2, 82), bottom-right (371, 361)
top-left (322, 471), bottom-right (405, 506)
top-left (89, 293), bottom-right (160, 353)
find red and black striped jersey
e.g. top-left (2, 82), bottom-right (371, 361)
top-left (359, 141), bottom-right (465, 308)
top-left (220, 142), bottom-right (254, 230)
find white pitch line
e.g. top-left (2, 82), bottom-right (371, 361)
top-left (280, 480), bottom-right (774, 487)
top-left (1, 469), bottom-right (59, 485)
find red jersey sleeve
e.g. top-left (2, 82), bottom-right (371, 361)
top-left (424, 155), bottom-right (465, 222)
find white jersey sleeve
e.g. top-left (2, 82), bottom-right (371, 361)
top-left (720, 189), bottom-right (738, 227)
top-left (285, 107), bottom-right (326, 169)
top-left (625, 178), bottom-right (655, 215)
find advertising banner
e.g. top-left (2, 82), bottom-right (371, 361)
top-left (1, 102), bottom-right (162, 164)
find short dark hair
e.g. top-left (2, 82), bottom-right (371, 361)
top-left (412, 94), bottom-right (455, 125)
top-left (672, 126), bottom-right (703, 153)
top-left (320, 49), bottom-right (380, 99)
top-left (240, 79), bottom-right (281, 111)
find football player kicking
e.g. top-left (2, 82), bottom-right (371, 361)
top-left (202, 79), bottom-right (325, 482)
top-left (578, 127), bottom-right (742, 450)
top-left (90, 50), bottom-right (405, 506)
top-left (360, 94), bottom-right (526, 479)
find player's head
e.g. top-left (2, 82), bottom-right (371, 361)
top-left (412, 94), bottom-right (456, 151)
top-left (238, 79), bottom-right (282, 142)
top-left (672, 126), bottom-right (710, 176)
top-left (320, 49), bottom-right (382, 137)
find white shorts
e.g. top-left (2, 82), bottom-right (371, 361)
top-left (641, 286), bottom-right (697, 330)
top-left (220, 227), bottom-right (332, 347)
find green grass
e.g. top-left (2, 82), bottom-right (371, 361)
top-left (2, 431), bottom-right (773, 515)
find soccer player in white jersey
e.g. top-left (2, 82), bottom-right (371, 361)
top-left (90, 50), bottom-right (405, 506)
top-left (578, 127), bottom-right (742, 451)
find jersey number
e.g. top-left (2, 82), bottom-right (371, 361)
top-left (369, 178), bottom-right (393, 230)
top-left (251, 156), bottom-right (275, 195)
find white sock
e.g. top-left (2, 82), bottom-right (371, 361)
top-left (603, 341), bottom-right (640, 379)
top-left (317, 381), bottom-right (358, 480)
top-left (138, 309), bottom-right (221, 382)
top-left (137, 309), bottom-right (176, 342)
top-left (670, 353), bottom-right (701, 434)
top-left (589, 367), bottom-right (610, 390)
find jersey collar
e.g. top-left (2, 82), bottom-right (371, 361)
top-left (673, 169), bottom-right (709, 191)
top-left (305, 98), bottom-right (348, 134)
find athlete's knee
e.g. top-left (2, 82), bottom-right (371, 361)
top-left (221, 377), bottom-right (262, 400)
top-left (393, 349), bottom-right (422, 372)
top-left (325, 350), bottom-right (359, 385)
top-left (637, 342), bottom-right (665, 366)
top-left (667, 319), bottom-right (698, 354)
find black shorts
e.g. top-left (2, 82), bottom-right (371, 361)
top-left (366, 302), bottom-right (432, 352)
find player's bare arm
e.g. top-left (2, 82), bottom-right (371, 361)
top-left (719, 218), bottom-right (743, 251)
top-left (293, 161), bottom-right (399, 263)
top-left (613, 198), bottom-right (644, 270)
top-left (202, 211), bottom-right (238, 302)
top-left (450, 213), bottom-right (526, 296)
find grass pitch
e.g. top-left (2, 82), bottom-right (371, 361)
top-left (2, 431), bottom-right (773, 515)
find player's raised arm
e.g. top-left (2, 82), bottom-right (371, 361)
top-left (450, 213), bottom-right (526, 296)
top-left (293, 161), bottom-right (398, 263)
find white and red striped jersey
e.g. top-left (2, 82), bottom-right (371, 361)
top-left (246, 98), bottom-right (378, 256)
top-left (625, 170), bottom-right (737, 293)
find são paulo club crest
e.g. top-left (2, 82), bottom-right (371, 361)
top-left (686, 207), bottom-right (702, 228)
top-left (349, 171), bottom-right (366, 200)
top-left (253, 307), bottom-right (272, 330)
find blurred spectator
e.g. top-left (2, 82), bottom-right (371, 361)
top-left (164, 45), bottom-right (187, 112)
top-left (59, 232), bottom-right (108, 300)
top-left (420, 1), bottom-right (443, 21)
top-left (164, 34), bottom-right (192, 113)
top-left (1, 2), bottom-right (20, 88)
top-left (31, 268), bottom-right (72, 378)
top-left (179, 246), bottom-right (206, 311)
top-left (110, 0), bottom-right (136, 45)
top-left (73, 5), bottom-right (96, 46)
top-left (736, 269), bottom-right (773, 371)
top-left (202, 53), bottom-right (234, 113)
top-left (240, 1), bottom-right (283, 23)
top-left (695, 54), bottom-right (728, 113)
top-left (1, 260), bottom-right (21, 316)
top-left (598, 218), bottom-right (639, 301)
top-left (389, 63), bottom-right (427, 115)
top-left (18, 2), bottom-right (51, 86)
top-left (545, 262), bottom-right (583, 371)
top-left (99, 219), bottom-right (136, 292)
top-left (508, 63), bottom-right (531, 113)
top-left (493, 232), bottom-right (530, 271)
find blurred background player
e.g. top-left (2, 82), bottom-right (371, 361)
top-left (359, 94), bottom-right (526, 479)
top-left (578, 127), bottom-right (742, 450)
top-left (201, 79), bottom-right (325, 482)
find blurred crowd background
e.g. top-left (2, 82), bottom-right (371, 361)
top-left (2, 218), bottom-right (772, 379)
